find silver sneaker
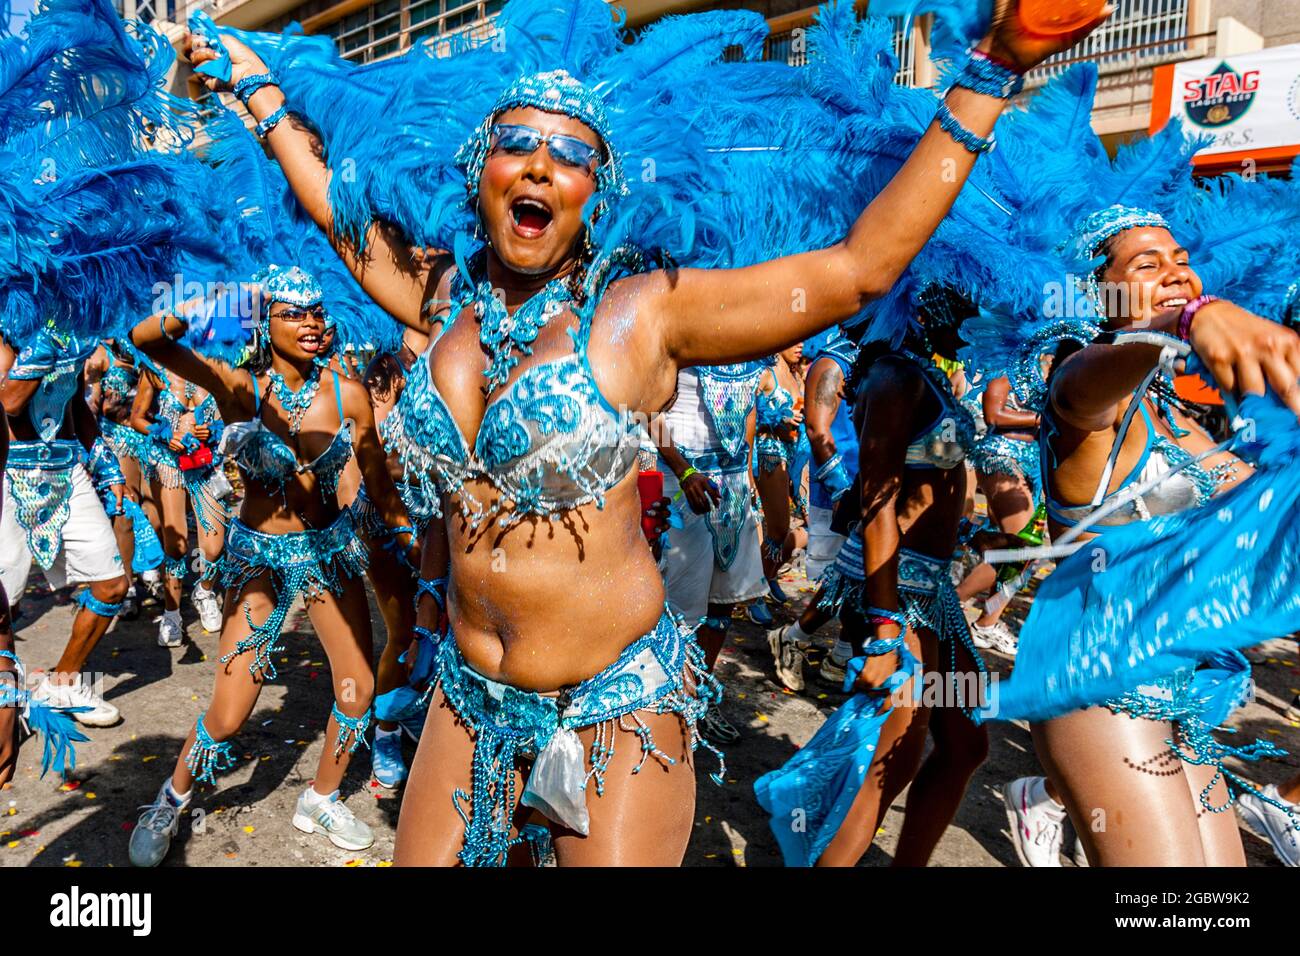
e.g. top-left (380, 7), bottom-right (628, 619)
top-left (817, 654), bottom-right (849, 689)
top-left (292, 791), bottom-right (375, 851)
top-left (192, 585), bottom-right (223, 634)
top-left (31, 675), bottom-right (121, 727)
top-left (970, 619), bottom-right (1019, 656)
top-left (1237, 785), bottom-right (1300, 867)
top-left (766, 626), bottom-right (807, 692)
top-left (129, 782), bottom-right (186, 867)
top-left (158, 614), bottom-right (184, 648)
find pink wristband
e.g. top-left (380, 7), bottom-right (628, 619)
top-left (1178, 294), bottom-right (1218, 342)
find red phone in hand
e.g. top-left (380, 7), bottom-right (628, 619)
top-left (638, 470), bottom-right (664, 541)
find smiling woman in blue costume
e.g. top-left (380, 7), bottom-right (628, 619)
top-left (184, 0), bottom-right (1105, 866)
top-left (126, 265), bottom-right (415, 866)
top-left (903, 61), bottom-right (1300, 865)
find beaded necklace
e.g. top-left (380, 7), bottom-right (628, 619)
top-left (267, 364), bottom-right (322, 436)
top-left (474, 277), bottom-right (572, 393)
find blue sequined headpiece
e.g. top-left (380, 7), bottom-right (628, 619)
top-left (251, 265), bottom-right (331, 340)
top-left (1063, 205), bottom-right (1170, 316)
top-left (457, 69), bottom-right (629, 212)
top-left (1064, 205), bottom-right (1169, 265)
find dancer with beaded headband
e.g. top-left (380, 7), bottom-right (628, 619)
top-left (904, 62), bottom-right (1300, 866)
top-left (184, 0), bottom-right (1106, 866)
top-left (126, 263), bottom-right (415, 866)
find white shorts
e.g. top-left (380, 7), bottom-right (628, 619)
top-left (660, 474), bottom-right (767, 625)
top-left (1, 463), bottom-right (124, 598)
top-left (805, 504), bottom-right (846, 580)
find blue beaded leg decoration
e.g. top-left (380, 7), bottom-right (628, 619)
top-left (761, 537), bottom-right (783, 564)
top-left (74, 588), bottom-right (123, 619)
top-left (700, 615), bottom-right (730, 632)
top-left (186, 713), bottom-right (235, 785)
top-left (331, 702), bottom-right (372, 757)
top-left (163, 552), bottom-right (189, 581)
top-left (1107, 675), bottom-right (1296, 823)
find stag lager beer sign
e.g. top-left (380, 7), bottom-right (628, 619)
top-left (1165, 44), bottom-right (1300, 156)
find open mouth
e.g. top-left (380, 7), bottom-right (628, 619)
top-left (510, 197), bottom-right (554, 239)
top-left (299, 332), bottom-right (322, 353)
top-left (1155, 296), bottom-right (1189, 310)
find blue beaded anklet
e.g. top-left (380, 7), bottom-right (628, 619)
top-left (186, 713), bottom-right (235, 785)
top-left (331, 701), bottom-right (372, 756)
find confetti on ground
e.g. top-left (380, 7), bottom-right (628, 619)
top-left (817, 694), bottom-right (828, 700)
top-left (85, 792), bottom-right (96, 800)
top-left (243, 826), bottom-right (255, 834)
top-left (142, 755), bottom-right (157, 763)
top-left (377, 860), bottom-right (392, 867)
top-left (58, 780), bottom-right (81, 791)
top-left (344, 859), bottom-right (362, 867)
top-left (64, 860), bottom-right (82, 867)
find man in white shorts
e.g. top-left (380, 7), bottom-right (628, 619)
top-left (656, 363), bottom-right (767, 745)
top-left (1, 328), bottom-right (129, 727)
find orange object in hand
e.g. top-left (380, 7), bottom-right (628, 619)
top-left (1018, 0), bottom-right (1106, 35)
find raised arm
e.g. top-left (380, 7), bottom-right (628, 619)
top-left (129, 307), bottom-right (254, 426)
top-left (185, 35), bottom-right (448, 334)
top-left (1052, 300), bottom-right (1300, 432)
top-left (648, 9), bottom-right (1110, 368)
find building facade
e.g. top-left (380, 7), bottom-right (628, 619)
top-left (119, 0), bottom-right (1300, 153)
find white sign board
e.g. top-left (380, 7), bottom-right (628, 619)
top-left (1165, 43), bottom-right (1300, 156)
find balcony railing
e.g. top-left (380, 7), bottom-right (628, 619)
top-left (725, 13), bottom-right (918, 87)
top-left (1029, 0), bottom-right (1191, 83)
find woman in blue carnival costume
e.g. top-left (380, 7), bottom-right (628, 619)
top-left (184, 0), bottom-right (1105, 866)
top-left (955, 369), bottom-right (1044, 655)
top-left (920, 62), bottom-right (1300, 865)
top-left (753, 345), bottom-right (808, 621)
top-left (128, 354), bottom-right (231, 644)
top-left (756, 286), bottom-right (990, 868)
top-left (85, 340), bottom-right (158, 621)
top-left (356, 323), bottom-right (442, 788)
top-left (125, 263), bottom-right (415, 867)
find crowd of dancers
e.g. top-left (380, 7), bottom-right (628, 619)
top-left (2, 0), bottom-right (1300, 868)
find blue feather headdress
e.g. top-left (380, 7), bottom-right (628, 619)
top-left (879, 63), bottom-right (1300, 405)
top-left (195, 0), bottom-right (943, 326)
top-left (0, 0), bottom-right (229, 344)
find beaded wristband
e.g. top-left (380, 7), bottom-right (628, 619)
top-left (862, 636), bottom-right (905, 656)
top-left (954, 50), bottom-right (1025, 99)
top-left (159, 313), bottom-right (181, 342)
top-left (936, 100), bottom-right (995, 154)
top-left (1178, 294), bottom-right (1219, 342)
top-left (255, 104), bottom-right (291, 138)
top-left (233, 71), bottom-right (279, 103)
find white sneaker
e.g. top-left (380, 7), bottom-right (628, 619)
top-left (1003, 776), bottom-right (1066, 867)
top-left (158, 614), bottom-right (184, 648)
top-left (191, 585), bottom-right (223, 633)
top-left (970, 619), bottom-right (1019, 655)
top-left (292, 790), bottom-right (375, 851)
top-left (1236, 785), bottom-right (1300, 867)
top-left (766, 626), bottom-right (807, 692)
top-left (818, 654), bottom-right (849, 689)
top-left (32, 675), bottom-right (121, 728)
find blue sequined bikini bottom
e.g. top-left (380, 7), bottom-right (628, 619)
top-left (213, 511), bottom-right (368, 679)
top-left (433, 607), bottom-right (724, 867)
top-left (970, 432), bottom-right (1042, 503)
